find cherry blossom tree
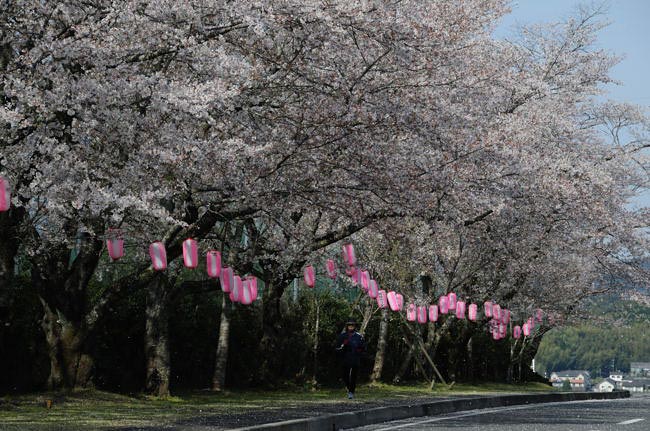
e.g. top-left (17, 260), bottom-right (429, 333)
top-left (2, 0), bottom-right (648, 392)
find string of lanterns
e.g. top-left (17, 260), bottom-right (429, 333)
top-left (132, 233), bottom-right (546, 339)
top-left (1, 176), bottom-right (546, 335)
top-left (107, 231), bottom-right (259, 305)
top-left (303, 242), bottom-right (545, 342)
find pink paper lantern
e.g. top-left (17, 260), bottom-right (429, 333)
top-left (325, 259), bottom-right (337, 279)
top-left (456, 301), bottom-right (466, 319)
top-left (484, 301), bottom-right (493, 318)
top-left (492, 330), bottom-right (500, 340)
top-left (246, 275), bottom-right (258, 301)
top-left (502, 309), bottom-right (511, 324)
top-left (360, 270), bottom-right (370, 291)
top-left (149, 241), bottom-right (167, 271)
top-left (429, 305), bottom-right (439, 322)
top-left (368, 279), bottom-right (379, 299)
top-left (230, 275), bottom-right (243, 302)
top-left (0, 177), bottom-right (10, 212)
top-left (182, 238), bottom-right (198, 269)
top-left (417, 306), bottom-right (427, 324)
top-left (407, 304), bottom-right (416, 322)
top-left (376, 290), bottom-right (388, 308)
top-left (240, 279), bottom-right (253, 305)
top-left (350, 268), bottom-right (360, 285)
top-left (492, 303), bottom-right (501, 321)
top-left (522, 322), bottom-right (531, 336)
top-left (106, 231), bottom-right (124, 261)
top-left (388, 291), bottom-right (403, 311)
top-left (468, 303), bottom-right (478, 321)
top-left (303, 265), bottom-right (315, 288)
top-left (447, 292), bottom-right (457, 310)
top-left (342, 243), bottom-right (356, 267)
top-left (513, 325), bottom-right (522, 339)
top-left (106, 238), bottom-right (124, 261)
top-left (387, 291), bottom-right (399, 311)
top-left (206, 250), bottom-right (222, 278)
top-left (220, 267), bottom-right (233, 293)
top-left (439, 295), bottom-right (449, 314)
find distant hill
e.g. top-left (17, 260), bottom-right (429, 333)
top-left (534, 296), bottom-right (650, 377)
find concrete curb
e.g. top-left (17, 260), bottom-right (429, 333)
top-left (232, 391), bottom-right (630, 431)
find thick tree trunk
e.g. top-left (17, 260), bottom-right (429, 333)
top-left (212, 294), bottom-right (232, 391)
top-left (40, 298), bottom-right (94, 389)
top-left (32, 219), bottom-right (105, 389)
top-left (370, 308), bottom-right (389, 383)
top-left (145, 275), bottom-right (171, 397)
top-left (41, 299), bottom-right (64, 389)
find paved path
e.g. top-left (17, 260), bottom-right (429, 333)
top-left (345, 395), bottom-right (650, 431)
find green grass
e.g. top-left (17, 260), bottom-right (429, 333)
top-left (0, 382), bottom-right (552, 431)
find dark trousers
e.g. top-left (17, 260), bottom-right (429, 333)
top-left (342, 364), bottom-right (359, 393)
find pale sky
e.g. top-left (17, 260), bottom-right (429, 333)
top-left (495, 0), bottom-right (650, 207)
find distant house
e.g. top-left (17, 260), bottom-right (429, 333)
top-left (621, 379), bottom-right (647, 392)
top-left (609, 372), bottom-right (624, 382)
top-left (549, 370), bottom-right (592, 391)
top-left (609, 372), bottom-right (625, 388)
top-left (597, 378), bottom-right (617, 393)
top-left (630, 362), bottom-right (650, 378)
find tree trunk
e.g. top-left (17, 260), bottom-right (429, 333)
top-left (507, 339), bottom-right (517, 383)
top-left (32, 219), bottom-right (105, 389)
top-left (40, 298), bottom-right (94, 389)
top-left (370, 308), bottom-right (389, 383)
top-left (0, 207), bottom-right (24, 313)
top-left (41, 299), bottom-right (63, 390)
top-left (212, 294), bottom-right (232, 391)
top-left (393, 342), bottom-right (415, 383)
top-left (359, 298), bottom-right (373, 335)
top-left (0, 207), bottom-right (25, 368)
top-left (467, 335), bottom-right (474, 383)
top-left (311, 295), bottom-right (320, 385)
top-left (393, 323), bottom-right (425, 383)
top-left (259, 278), bottom-right (289, 383)
top-left (145, 274), bottom-right (171, 397)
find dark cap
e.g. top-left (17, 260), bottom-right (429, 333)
top-left (345, 318), bottom-right (358, 326)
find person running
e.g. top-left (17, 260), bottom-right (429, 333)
top-left (335, 318), bottom-right (366, 399)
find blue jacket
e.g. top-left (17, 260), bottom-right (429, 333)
top-left (335, 330), bottom-right (366, 367)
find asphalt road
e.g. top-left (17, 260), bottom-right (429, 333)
top-left (345, 395), bottom-right (650, 431)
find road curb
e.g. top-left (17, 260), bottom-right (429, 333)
top-left (231, 390), bottom-right (630, 431)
